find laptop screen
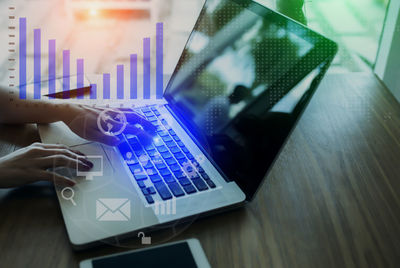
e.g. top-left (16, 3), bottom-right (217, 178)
top-left (164, 0), bottom-right (337, 200)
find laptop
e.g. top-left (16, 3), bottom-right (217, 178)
top-left (38, 0), bottom-right (337, 249)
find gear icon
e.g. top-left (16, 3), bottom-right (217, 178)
top-left (182, 160), bottom-right (198, 178)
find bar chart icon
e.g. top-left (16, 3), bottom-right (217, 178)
top-left (18, 17), bottom-right (165, 100)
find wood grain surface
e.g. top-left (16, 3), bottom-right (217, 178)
top-left (1, 72), bottom-right (400, 268)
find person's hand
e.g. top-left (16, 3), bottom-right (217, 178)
top-left (0, 142), bottom-right (93, 188)
top-left (62, 105), bottom-right (156, 146)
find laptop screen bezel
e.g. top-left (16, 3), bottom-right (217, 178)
top-left (163, 0), bottom-right (338, 200)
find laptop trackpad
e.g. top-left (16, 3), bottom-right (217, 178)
top-left (56, 142), bottom-right (159, 246)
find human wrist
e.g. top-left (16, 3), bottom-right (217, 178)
top-left (53, 103), bottom-right (82, 125)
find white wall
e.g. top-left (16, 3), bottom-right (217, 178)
top-left (375, 0), bottom-right (400, 102)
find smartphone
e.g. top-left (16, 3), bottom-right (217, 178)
top-left (79, 239), bottom-right (211, 268)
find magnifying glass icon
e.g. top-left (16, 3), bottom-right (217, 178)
top-left (61, 187), bottom-right (76, 206)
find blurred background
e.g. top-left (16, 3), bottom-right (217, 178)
top-left (0, 0), bottom-right (391, 85)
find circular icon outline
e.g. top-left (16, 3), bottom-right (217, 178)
top-left (61, 187), bottom-right (77, 206)
top-left (97, 108), bottom-right (128, 136)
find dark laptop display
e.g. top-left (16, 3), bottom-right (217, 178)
top-left (165, 0), bottom-right (337, 200)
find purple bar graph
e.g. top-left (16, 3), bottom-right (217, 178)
top-left (156, 23), bottom-right (163, 99)
top-left (19, 18), bottom-right (26, 99)
top-left (77, 58), bottom-right (84, 99)
top-left (130, 54), bottom-right (137, 99)
top-left (143, 37), bottom-right (150, 99)
top-left (48, 39), bottom-right (56, 98)
top-left (117, 65), bottom-right (124, 99)
top-left (90, 84), bottom-right (97, 99)
top-left (63, 50), bottom-right (70, 99)
top-left (103, 73), bottom-right (110, 99)
top-left (33, 29), bottom-right (41, 99)
top-left (19, 17), bottom-right (165, 101)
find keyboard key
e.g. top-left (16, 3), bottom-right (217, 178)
top-left (157, 145), bottom-right (168, 153)
top-left (192, 178), bottom-right (208, 191)
top-left (134, 173), bottom-right (147, 181)
top-left (136, 180), bottom-right (146, 188)
top-left (155, 162), bottom-right (167, 170)
top-left (178, 177), bottom-right (191, 186)
top-left (161, 136), bottom-right (172, 142)
top-left (169, 164), bottom-right (181, 172)
top-left (165, 141), bottom-right (176, 148)
top-left (170, 146), bottom-right (181, 154)
top-left (145, 195), bottom-right (155, 204)
top-left (161, 119), bottom-right (168, 125)
top-left (174, 172), bottom-right (187, 179)
top-left (143, 161), bottom-right (154, 169)
top-left (144, 144), bottom-right (155, 151)
top-left (128, 138), bottom-right (142, 150)
top-left (134, 149), bottom-right (145, 157)
top-left (125, 155), bottom-right (139, 165)
top-left (160, 169), bottom-right (172, 177)
top-left (177, 141), bottom-right (185, 147)
top-left (173, 135), bottom-right (181, 142)
top-left (142, 187), bottom-right (150, 195)
top-left (153, 137), bottom-right (164, 146)
top-left (152, 156), bottom-right (164, 164)
top-left (177, 158), bottom-right (188, 166)
top-left (117, 141), bottom-right (132, 157)
top-left (147, 150), bottom-right (158, 157)
top-left (200, 172), bottom-right (210, 180)
top-left (183, 164), bottom-right (194, 173)
top-left (182, 147), bottom-right (189, 153)
top-left (154, 182), bottom-right (172, 200)
top-left (129, 163), bottom-right (142, 174)
top-left (161, 152), bottom-right (172, 159)
top-left (205, 179), bottom-right (216, 188)
top-left (146, 168), bottom-right (157, 176)
top-left (197, 166), bottom-right (205, 173)
top-left (165, 158), bottom-right (177, 166)
top-left (144, 111), bottom-right (153, 117)
top-left (183, 184), bottom-right (197, 194)
top-left (138, 154), bottom-right (150, 163)
top-left (168, 182), bottom-right (185, 197)
top-left (158, 131), bottom-right (169, 137)
top-left (163, 175), bottom-right (176, 184)
top-left (141, 107), bottom-right (151, 113)
top-left (168, 129), bottom-right (176, 135)
top-left (154, 110), bottom-right (161, 116)
top-left (156, 125), bottom-right (163, 131)
top-left (174, 152), bottom-right (185, 160)
top-left (186, 153), bottom-right (195, 160)
top-left (147, 186), bottom-right (156, 194)
top-left (149, 174), bottom-right (162, 183)
top-left (150, 106), bottom-right (158, 111)
top-left (190, 174), bottom-right (201, 180)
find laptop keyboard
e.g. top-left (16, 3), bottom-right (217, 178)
top-left (117, 106), bottom-right (216, 204)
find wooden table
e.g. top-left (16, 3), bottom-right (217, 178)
top-left (1, 72), bottom-right (400, 268)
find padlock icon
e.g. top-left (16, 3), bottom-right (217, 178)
top-left (138, 232), bottom-right (151, 245)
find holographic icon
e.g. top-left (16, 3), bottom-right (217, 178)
top-left (97, 108), bottom-right (128, 136)
top-left (96, 198), bottom-right (131, 221)
top-left (61, 187), bottom-right (76, 206)
top-left (138, 232), bottom-right (151, 245)
top-left (77, 155), bottom-right (103, 180)
top-left (153, 199), bottom-right (176, 215)
top-left (182, 160), bottom-right (198, 178)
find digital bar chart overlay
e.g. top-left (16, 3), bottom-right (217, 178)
top-left (18, 17), bottom-right (164, 100)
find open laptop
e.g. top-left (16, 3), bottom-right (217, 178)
top-left (39, 0), bottom-right (337, 249)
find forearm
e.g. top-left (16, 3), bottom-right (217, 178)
top-left (0, 85), bottom-right (72, 124)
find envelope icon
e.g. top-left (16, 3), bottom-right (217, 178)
top-left (96, 198), bottom-right (131, 221)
